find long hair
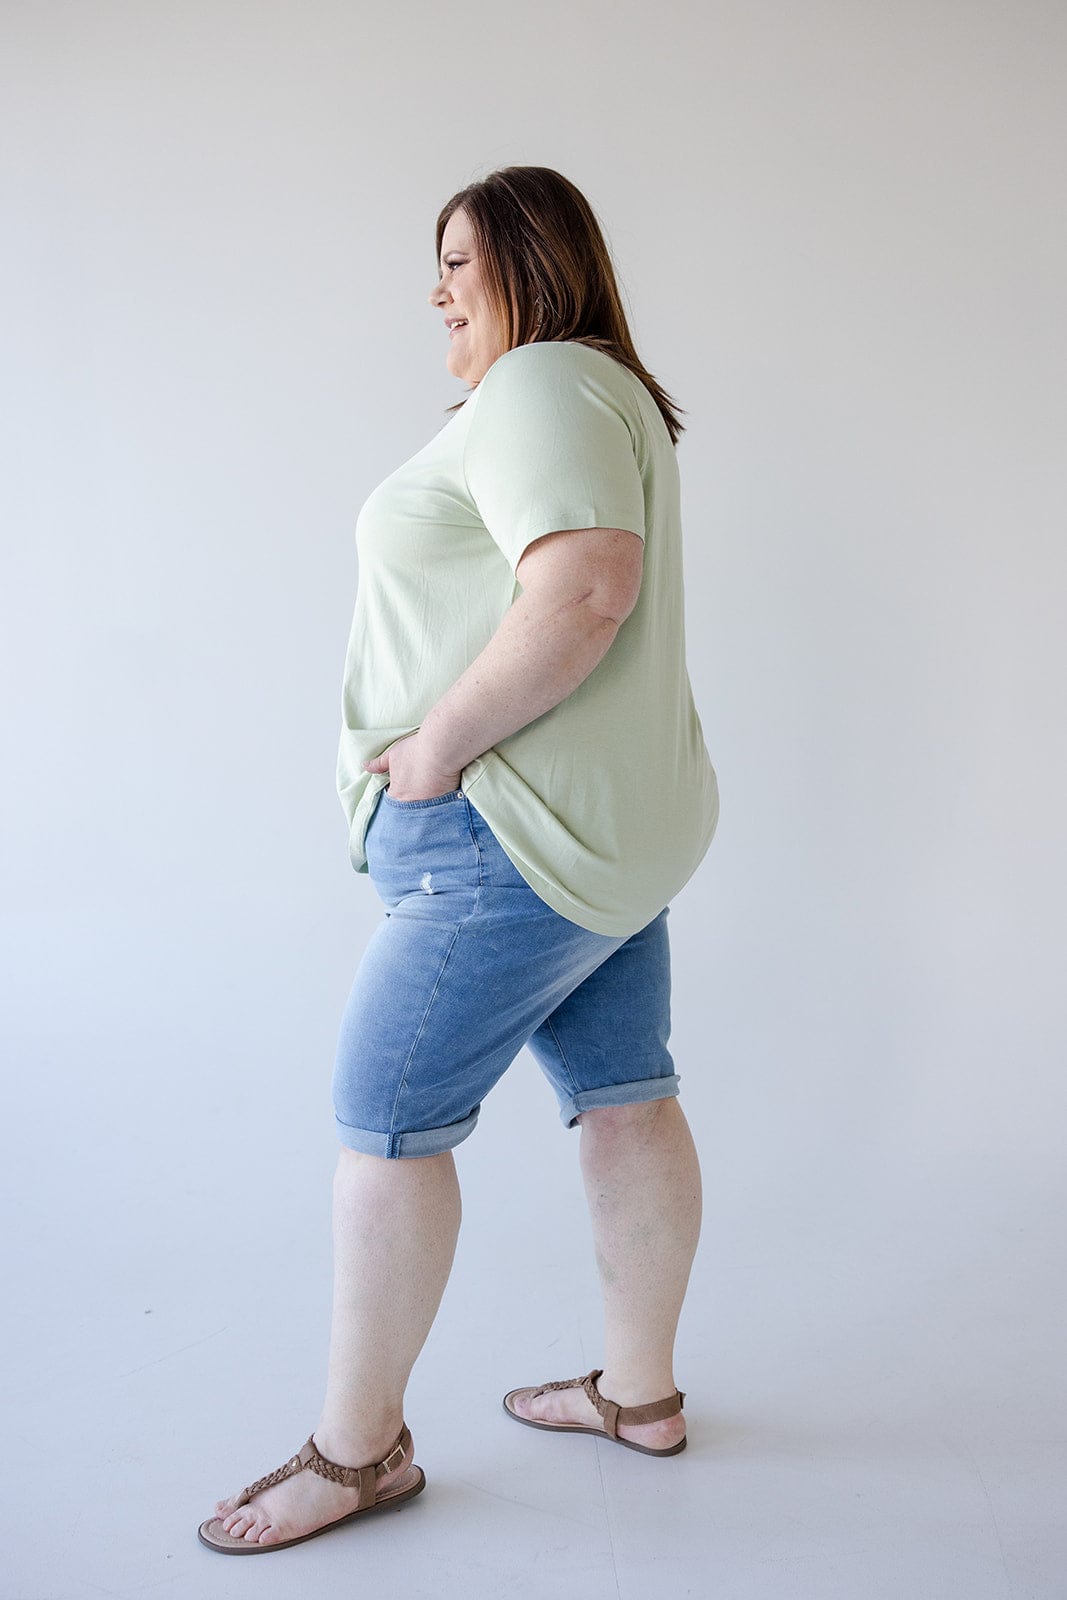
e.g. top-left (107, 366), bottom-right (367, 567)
top-left (434, 166), bottom-right (688, 447)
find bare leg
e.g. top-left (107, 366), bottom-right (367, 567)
top-left (510, 1098), bottom-right (700, 1447)
top-left (317, 1146), bottom-right (463, 1453)
top-left (210, 1146), bottom-right (462, 1546)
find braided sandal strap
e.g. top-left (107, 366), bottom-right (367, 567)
top-left (530, 1368), bottom-right (685, 1440)
top-left (231, 1423), bottom-right (410, 1512)
top-left (529, 1370), bottom-right (604, 1403)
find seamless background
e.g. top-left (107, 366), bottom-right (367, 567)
top-left (2, 2), bottom-right (1065, 1596)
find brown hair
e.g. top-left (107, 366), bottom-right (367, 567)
top-left (435, 166), bottom-right (688, 447)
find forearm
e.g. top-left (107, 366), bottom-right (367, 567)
top-left (417, 589), bottom-right (621, 774)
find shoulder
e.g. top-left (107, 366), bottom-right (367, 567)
top-left (465, 341), bottom-right (653, 472)
top-left (481, 339), bottom-right (621, 383)
top-left (473, 341), bottom-right (644, 426)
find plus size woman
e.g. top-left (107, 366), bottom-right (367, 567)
top-left (198, 165), bottom-right (719, 1555)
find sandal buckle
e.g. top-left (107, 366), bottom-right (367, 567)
top-left (382, 1439), bottom-right (406, 1473)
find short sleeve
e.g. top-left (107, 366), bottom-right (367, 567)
top-left (462, 343), bottom-right (646, 574)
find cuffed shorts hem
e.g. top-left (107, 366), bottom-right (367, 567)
top-left (334, 1106), bottom-right (481, 1160)
top-left (558, 1073), bottom-right (681, 1131)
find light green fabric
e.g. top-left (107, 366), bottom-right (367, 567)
top-left (336, 339), bottom-right (719, 937)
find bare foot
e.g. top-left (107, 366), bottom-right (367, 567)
top-left (206, 1428), bottom-right (418, 1547)
top-left (509, 1379), bottom-right (686, 1449)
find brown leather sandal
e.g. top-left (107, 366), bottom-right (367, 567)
top-left (502, 1367), bottom-right (686, 1456)
top-left (197, 1425), bottom-right (426, 1554)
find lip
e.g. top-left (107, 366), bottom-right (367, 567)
top-left (446, 319), bottom-right (468, 335)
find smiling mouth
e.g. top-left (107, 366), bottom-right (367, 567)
top-left (448, 321), bottom-right (468, 336)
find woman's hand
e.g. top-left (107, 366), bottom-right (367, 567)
top-left (363, 733), bottom-right (464, 802)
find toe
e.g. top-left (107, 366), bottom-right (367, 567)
top-left (515, 1389), bottom-right (545, 1419)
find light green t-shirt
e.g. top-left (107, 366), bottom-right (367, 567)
top-left (336, 339), bottom-right (719, 938)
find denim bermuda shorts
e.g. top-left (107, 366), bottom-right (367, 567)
top-left (331, 785), bottom-right (679, 1159)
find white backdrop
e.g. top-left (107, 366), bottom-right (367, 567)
top-left (2, 3), bottom-right (1064, 1597)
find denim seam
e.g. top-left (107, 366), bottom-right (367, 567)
top-left (462, 797), bottom-right (487, 889)
top-left (386, 838), bottom-right (485, 1156)
top-left (542, 1013), bottom-right (582, 1102)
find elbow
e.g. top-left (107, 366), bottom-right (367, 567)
top-left (581, 578), bottom-right (641, 627)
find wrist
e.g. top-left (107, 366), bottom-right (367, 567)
top-left (416, 715), bottom-right (469, 776)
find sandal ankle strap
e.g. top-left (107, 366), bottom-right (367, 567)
top-left (232, 1423), bottom-right (411, 1512)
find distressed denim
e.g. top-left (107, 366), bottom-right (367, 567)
top-left (332, 786), bottom-right (679, 1159)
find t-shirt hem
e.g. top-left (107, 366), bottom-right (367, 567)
top-left (461, 774), bottom-right (653, 939)
top-left (501, 858), bottom-right (647, 938)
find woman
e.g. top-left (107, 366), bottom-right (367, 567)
top-left (198, 166), bottom-right (719, 1555)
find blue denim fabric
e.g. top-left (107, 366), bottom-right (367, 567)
top-left (332, 786), bottom-right (679, 1159)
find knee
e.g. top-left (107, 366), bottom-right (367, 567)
top-left (333, 1144), bottom-right (454, 1185)
top-left (577, 1098), bottom-right (673, 1135)
top-left (334, 1145), bottom-right (390, 1186)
